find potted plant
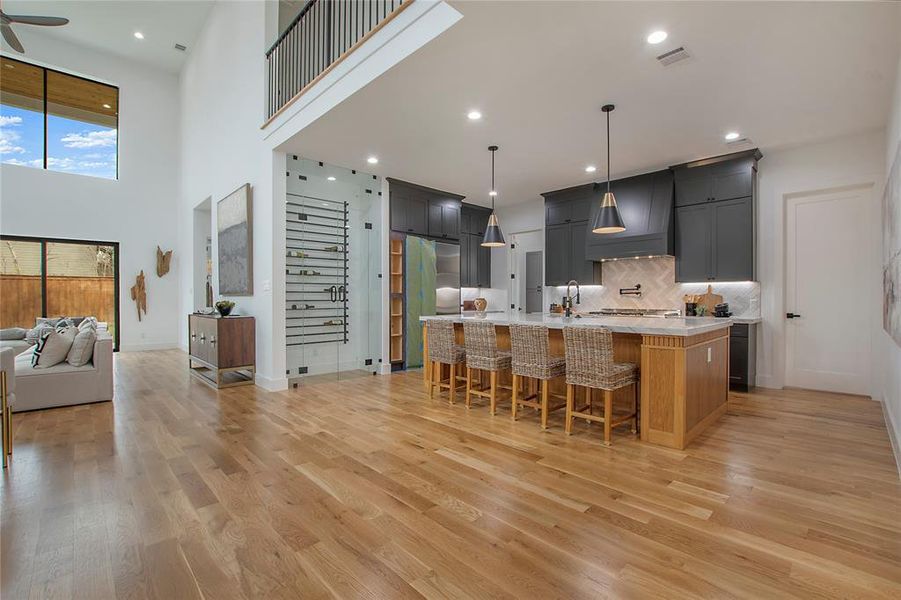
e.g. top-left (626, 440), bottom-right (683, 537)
top-left (215, 300), bottom-right (235, 317)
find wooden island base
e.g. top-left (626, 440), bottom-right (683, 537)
top-left (422, 322), bottom-right (729, 450)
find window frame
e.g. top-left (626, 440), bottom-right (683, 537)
top-left (1, 56), bottom-right (119, 180)
top-left (0, 234), bottom-right (120, 351)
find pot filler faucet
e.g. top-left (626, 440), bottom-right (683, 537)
top-left (563, 279), bottom-right (581, 317)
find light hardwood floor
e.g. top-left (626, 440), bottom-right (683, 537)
top-left (2, 349), bottom-right (900, 599)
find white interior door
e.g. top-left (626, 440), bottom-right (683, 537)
top-left (785, 185), bottom-right (872, 395)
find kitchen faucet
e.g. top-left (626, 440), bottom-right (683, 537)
top-left (563, 279), bottom-right (580, 317)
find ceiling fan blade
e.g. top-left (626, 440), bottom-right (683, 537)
top-left (1, 22), bottom-right (24, 53)
top-left (6, 15), bottom-right (69, 27)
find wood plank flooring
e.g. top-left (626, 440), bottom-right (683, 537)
top-left (2, 349), bottom-right (900, 599)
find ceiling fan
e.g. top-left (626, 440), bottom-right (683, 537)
top-left (1, 6), bottom-right (69, 54)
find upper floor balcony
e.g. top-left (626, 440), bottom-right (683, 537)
top-left (265, 0), bottom-right (411, 123)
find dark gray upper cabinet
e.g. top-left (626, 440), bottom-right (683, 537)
top-left (672, 150), bottom-right (760, 282)
top-left (476, 238), bottom-right (491, 288)
top-left (712, 197), bottom-right (754, 281)
top-left (459, 231), bottom-right (472, 287)
top-left (545, 223), bottom-right (570, 286)
top-left (428, 199), bottom-right (460, 240)
top-left (388, 178), bottom-right (463, 239)
top-left (460, 204), bottom-right (493, 288)
top-left (544, 220), bottom-right (600, 286)
top-left (673, 150), bottom-right (760, 207)
top-left (675, 204), bottom-right (712, 283)
top-left (545, 188), bottom-right (592, 225)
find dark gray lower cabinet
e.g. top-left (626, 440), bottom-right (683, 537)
top-left (545, 220), bottom-right (601, 286)
top-left (729, 323), bottom-right (757, 391)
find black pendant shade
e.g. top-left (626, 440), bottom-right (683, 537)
top-left (482, 145), bottom-right (506, 247)
top-left (591, 104), bottom-right (626, 235)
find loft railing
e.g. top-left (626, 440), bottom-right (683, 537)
top-left (265, 0), bottom-right (409, 122)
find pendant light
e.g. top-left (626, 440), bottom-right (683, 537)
top-left (481, 145), bottom-right (506, 247)
top-left (591, 104), bottom-right (626, 234)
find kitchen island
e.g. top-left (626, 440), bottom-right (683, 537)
top-left (420, 313), bottom-right (732, 449)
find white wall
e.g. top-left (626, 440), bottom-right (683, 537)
top-left (176, 0), bottom-right (287, 389)
top-left (0, 32), bottom-right (180, 351)
top-left (881, 44), bottom-right (901, 469)
top-left (757, 131), bottom-right (886, 392)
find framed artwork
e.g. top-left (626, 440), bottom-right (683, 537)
top-left (217, 183), bottom-right (253, 296)
top-left (884, 141), bottom-right (901, 347)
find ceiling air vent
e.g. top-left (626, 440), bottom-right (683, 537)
top-left (656, 46), bottom-right (691, 67)
top-left (174, 43), bottom-right (187, 52)
top-left (726, 136), bottom-right (753, 148)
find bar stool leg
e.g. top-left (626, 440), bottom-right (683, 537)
top-left (565, 383), bottom-right (574, 435)
top-left (429, 362), bottom-right (437, 399)
top-left (603, 389), bottom-right (613, 446)
top-left (511, 374), bottom-right (519, 420)
top-left (465, 367), bottom-right (473, 408)
top-left (632, 380), bottom-right (639, 434)
top-left (540, 380), bottom-right (549, 430)
top-left (449, 364), bottom-right (457, 405)
top-left (489, 370), bottom-right (498, 416)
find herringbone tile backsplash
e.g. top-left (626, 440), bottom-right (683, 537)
top-left (545, 256), bottom-right (760, 318)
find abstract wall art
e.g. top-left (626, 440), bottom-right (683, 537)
top-left (883, 141), bottom-right (901, 347)
top-left (217, 183), bottom-right (253, 296)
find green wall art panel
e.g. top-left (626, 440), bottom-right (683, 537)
top-left (404, 236), bottom-right (436, 368)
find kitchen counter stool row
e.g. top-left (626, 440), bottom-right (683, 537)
top-left (426, 320), bottom-right (639, 445)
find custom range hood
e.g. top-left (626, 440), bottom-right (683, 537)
top-left (584, 168), bottom-right (674, 260)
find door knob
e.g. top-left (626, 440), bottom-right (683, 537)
top-left (786, 312), bottom-right (801, 319)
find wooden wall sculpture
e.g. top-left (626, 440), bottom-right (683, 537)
top-left (131, 270), bottom-right (147, 321)
top-left (156, 246), bottom-right (173, 277)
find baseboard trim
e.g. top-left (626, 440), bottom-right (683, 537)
top-left (119, 342), bottom-right (178, 352)
top-left (879, 397), bottom-right (901, 481)
top-left (255, 374), bottom-right (288, 392)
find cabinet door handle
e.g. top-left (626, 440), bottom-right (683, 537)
top-left (210, 336), bottom-right (216, 346)
top-left (786, 312), bottom-right (802, 319)
top-left (200, 334), bottom-right (206, 344)
top-left (191, 333), bottom-right (196, 341)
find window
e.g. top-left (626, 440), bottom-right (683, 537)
top-left (0, 56), bottom-right (118, 179)
top-left (0, 235), bottom-right (120, 350)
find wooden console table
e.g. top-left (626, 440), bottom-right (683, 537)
top-left (188, 314), bottom-right (255, 388)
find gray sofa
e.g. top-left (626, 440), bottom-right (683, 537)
top-left (12, 332), bottom-right (113, 412)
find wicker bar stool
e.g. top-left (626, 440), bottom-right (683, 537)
top-left (427, 320), bottom-right (466, 404)
top-left (562, 326), bottom-right (638, 446)
top-left (462, 321), bottom-right (512, 414)
top-left (509, 323), bottom-right (567, 429)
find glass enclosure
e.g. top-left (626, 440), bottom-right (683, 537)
top-left (285, 157), bottom-right (382, 384)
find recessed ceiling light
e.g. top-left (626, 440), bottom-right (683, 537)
top-left (367, 156), bottom-right (378, 164)
top-left (102, 103), bottom-right (111, 109)
top-left (327, 176), bottom-right (336, 181)
top-left (585, 165), bottom-right (597, 173)
top-left (647, 30), bottom-right (667, 44)
top-left (134, 31), bottom-right (144, 40)
top-left (725, 131), bottom-right (740, 141)
top-left (467, 110), bottom-right (482, 120)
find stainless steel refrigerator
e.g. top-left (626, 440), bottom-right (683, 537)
top-left (434, 241), bottom-right (461, 314)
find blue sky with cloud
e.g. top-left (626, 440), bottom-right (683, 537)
top-left (0, 104), bottom-right (117, 179)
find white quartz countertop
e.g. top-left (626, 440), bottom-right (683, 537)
top-left (420, 312), bottom-right (733, 336)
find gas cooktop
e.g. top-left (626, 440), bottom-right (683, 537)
top-left (586, 308), bottom-right (681, 318)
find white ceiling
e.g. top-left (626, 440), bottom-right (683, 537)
top-left (0, 0), bottom-right (214, 72)
top-left (280, 0), bottom-right (901, 207)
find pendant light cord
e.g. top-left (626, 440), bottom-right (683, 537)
top-left (606, 109), bottom-right (611, 195)
top-left (491, 148), bottom-right (496, 211)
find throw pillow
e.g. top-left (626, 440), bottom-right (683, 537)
top-left (55, 318), bottom-right (75, 331)
top-left (67, 327), bottom-right (97, 367)
top-left (78, 317), bottom-right (98, 332)
top-left (70, 317), bottom-right (85, 327)
top-left (32, 326), bottom-right (77, 368)
top-left (0, 327), bottom-right (26, 341)
top-left (25, 324), bottom-right (53, 345)
top-left (36, 317), bottom-right (61, 328)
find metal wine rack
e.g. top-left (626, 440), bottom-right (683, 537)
top-left (285, 194), bottom-right (349, 346)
